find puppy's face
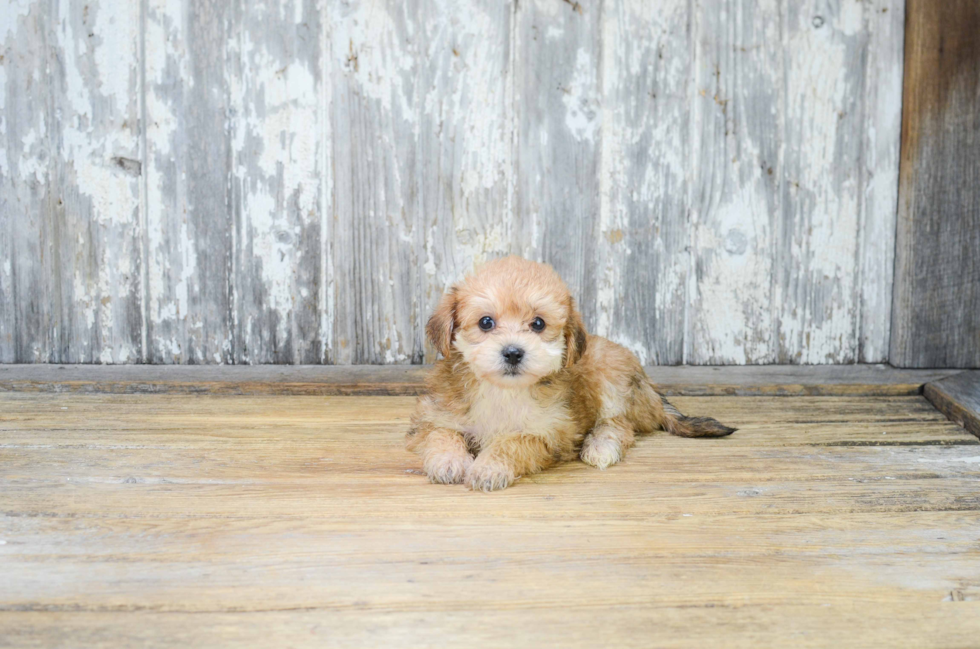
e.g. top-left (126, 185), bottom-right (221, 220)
top-left (427, 257), bottom-right (587, 388)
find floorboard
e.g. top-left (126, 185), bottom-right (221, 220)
top-left (0, 364), bottom-right (964, 396)
top-left (925, 371), bottom-right (980, 438)
top-left (1, 393), bottom-right (979, 647)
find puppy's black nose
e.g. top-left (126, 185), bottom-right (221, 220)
top-left (502, 346), bottom-right (524, 366)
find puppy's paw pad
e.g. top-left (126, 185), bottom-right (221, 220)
top-left (424, 452), bottom-right (474, 485)
top-left (464, 462), bottom-right (515, 492)
top-left (580, 437), bottom-right (622, 470)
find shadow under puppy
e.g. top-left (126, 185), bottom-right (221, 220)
top-left (407, 256), bottom-right (735, 492)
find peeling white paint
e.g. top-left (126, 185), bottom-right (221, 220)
top-left (236, 24), bottom-right (321, 355)
top-left (779, 7), bottom-right (861, 363)
top-left (545, 26), bottom-right (564, 41)
top-left (331, 1), bottom-right (416, 125)
top-left (695, 181), bottom-right (774, 363)
top-left (0, 0), bottom-right (905, 365)
top-left (1, 0), bottom-right (33, 41)
top-left (562, 48), bottom-right (599, 142)
top-left (17, 127), bottom-right (45, 182)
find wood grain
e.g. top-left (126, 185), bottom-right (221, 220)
top-left (0, 364), bottom-right (962, 396)
top-left (4, 605), bottom-right (980, 649)
top-left (690, 0), bottom-right (906, 365)
top-left (328, 0), bottom-right (422, 364)
top-left (924, 371), bottom-right (980, 438)
top-left (1, 392), bottom-right (979, 646)
top-left (0, 0), bottom-right (144, 363)
top-left (592, 0), bottom-right (690, 364)
top-left (416, 0), bottom-right (515, 361)
top-left (891, 0), bottom-right (980, 368)
top-left (232, 0), bottom-right (326, 364)
top-left (143, 0), bottom-right (236, 363)
top-left (1, 0), bottom-right (909, 366)
top-left (688, 0), bottom-right (781, 364)
top-left (513, 0), bottom-right (601, 318)
top-left (859, 0), bottom-right (905, 363)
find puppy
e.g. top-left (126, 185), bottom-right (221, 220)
top-left (406, 256), bottom-right (735, 491)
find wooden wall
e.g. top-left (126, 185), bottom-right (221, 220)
top-left (1, 0), bottom-right (907, 365)
top-left (891, 0), bottom-right (980, 368)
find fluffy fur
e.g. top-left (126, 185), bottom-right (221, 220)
top-left (407, 256), bottom-right (736, 491)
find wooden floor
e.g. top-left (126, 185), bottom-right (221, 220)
top-left (2, 392), bottom-right (980, 647)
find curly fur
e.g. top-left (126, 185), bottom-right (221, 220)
top-left (406, 256), bottom-right (735, 491)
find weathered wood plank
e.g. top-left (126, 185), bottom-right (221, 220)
top-left (858, 0), bottom-right (905, 363)
top-left (2, 391), bottom-right (980, 646)
top-left (0, 394), bottom-right (970, 445)
top-left (4, 605), bottom-right (980, 649)
top-left (925, 371), bottom-right (980, 438)
top-left (646, 364), bottom-right (964, 397)
top-left (513, 0), bottom-right (600, 313)
top-left (1, 2), bottom-right (56, 363)
top-left (3, 536), bottom-right (979, 610)
top-left (1, 0), bottom-right (911, 366)
top-left (4, 456), bottom-right (980, 519)
top-left (6, 444), bottom-right (980, 484)
top-left (891, 0), bottom-right (980, 368)
top-left (0, 0), bottom-right (143, 363)
top-left (688, 0), bottom-right (781, 364)
top-left (689, 0), bottom-right (905, 365)
top-left (775, 1), bottom-right (870, 364)
top-left (593, 0), bottom-right (690, 364)
top-left (231, 0), bottom-right (326, 363)
top-left (144, 0), bottom-right (236, 363)
top-left (327, 0), bottom-right (421, 364)
top-left (0, 363), bottom-right (428, 395)
top-left (6, 511), bottom-right (980, 557)
top-left (0, 364), bottom-right (964, 396)
top-left (51, 0), bottom-right (144, 364)
top-left (416, 0), bottom-right (515, 361)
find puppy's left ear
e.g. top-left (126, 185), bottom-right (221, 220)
top-left (563, 298), bottom-right (588, 367)
top-left (426, 286), bottom-right (458, 358)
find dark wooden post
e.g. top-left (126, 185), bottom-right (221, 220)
top-left (891, 0), bottom-right (980, 368)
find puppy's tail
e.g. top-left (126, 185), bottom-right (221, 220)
top-left (630, 375), bottom-right (736, 438)
top-left (658, 394), bottom-right (736, 438)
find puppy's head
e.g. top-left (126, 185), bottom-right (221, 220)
top-left (427, 256), bottom-right (587, 388)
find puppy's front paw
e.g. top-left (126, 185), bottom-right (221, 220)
top-left (464, 459), bottom-right (515, 492)
top-left (424, 451), bottom-right (474, 485)
top-left (580, 435), bottom-right (623, 470)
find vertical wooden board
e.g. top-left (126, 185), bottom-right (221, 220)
top-left (774, 1), bottom-right (867, 364)
top-left (857, 0), bottom-right (904, 363)
top-left (327, 0), bottom-right (421, 364)
top-left (144, 0), bottom-right (235, 364)
top-left (2, 1), bottom-right (911, 366)
top-left (688, 0), bottom-right (781, 364)
top-left (0, 1), bottom-right (57, 362)
top-left (0, 0), bottom-right (143, 363)
top-left (230, 0), bottom-right (324, 363)
top-left (594, 0), bottom-right (691, 364)
top-left (892, 0), bottom-right (980, 368)
top-left (53, 0), bottom-right (144, 364)
top-left (513, 0), bottom-right (601, 319)
top-left (416, 0), bottom-right (515, 361)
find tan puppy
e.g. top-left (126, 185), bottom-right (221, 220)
top-left (407, 256), bottom-right (735, 491)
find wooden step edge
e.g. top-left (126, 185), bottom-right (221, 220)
top-left (924, 371), bottom-right (980, 439)
top-left (0, 364), bottom-right (965, 397)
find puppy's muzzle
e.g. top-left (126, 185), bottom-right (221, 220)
top-left (501, 345), bottom-right (525, 367)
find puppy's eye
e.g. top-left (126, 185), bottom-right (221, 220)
top-left (478, 316), bottom-right (495, 331)
top-left (530, 317), bottom-right (546, 332)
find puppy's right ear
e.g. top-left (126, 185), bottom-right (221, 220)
top-left (426, 286), bottom-right (458, 358)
